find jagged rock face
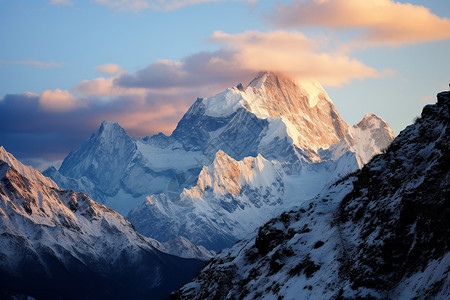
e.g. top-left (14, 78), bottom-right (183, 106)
top-left (175, 92), bottom-right (449, 299)
top-left (0, 150), bottom-right (205, 299)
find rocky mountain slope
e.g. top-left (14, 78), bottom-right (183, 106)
top-left (0, 147), bottom-right (207, 299)
top-left (46, 72), bottom-right (394, 250)
top-left (175, 91), bottom-right (450, 299)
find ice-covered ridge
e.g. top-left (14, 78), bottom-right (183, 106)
top-left (128, 147), bottom-right (359, 250)
top-left (153, 236), bottom-right (215, 260)
top-left (296, 79), bottom-right (331, 108)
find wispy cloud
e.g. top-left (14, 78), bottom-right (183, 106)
top-left (48, 0), bottom-right (74, 6)
top-left (269, 0), bottom-right (450, 46)
top-left (0, 59), bottom-right (65, 69)
top-left (95, 63), bottom-right (124, 75)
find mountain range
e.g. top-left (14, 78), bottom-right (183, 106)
top-left (175, 91), bottom-right (450, 299)
top-left (1, 71), bottom-right (447, 299)
top-left (45, 72), bottom-right (395, 250)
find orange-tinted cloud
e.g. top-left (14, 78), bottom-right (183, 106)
top-left (116, 30), bottom-right (379, 89)
top-left (95, 63), bottom-right (124, 75)
top-left (94, 0), bottom-right (231, 11)
top-left (269, 0), bottom-right (450, 46)
top-left (73, 76), bottom-right (148, 98)
top-left (39, 89), bottom-right (84, 112)
top-left (209, 30), bottom-right (379, 86)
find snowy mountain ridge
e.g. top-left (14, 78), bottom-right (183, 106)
top-left (0, 146), bottom-right (58, 188)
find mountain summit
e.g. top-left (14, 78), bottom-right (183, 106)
top-left (245, 72), bottom-right (348, 157)
top-left (172, 71), bottom-right (349, 162)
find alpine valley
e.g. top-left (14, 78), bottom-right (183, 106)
top-left (45, 72), bottom-right (395, 251)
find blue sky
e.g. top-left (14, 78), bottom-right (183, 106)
top-left (1, 0), bottom-right (449, 170)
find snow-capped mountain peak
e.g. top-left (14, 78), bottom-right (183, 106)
top-left (244, 71), bottom-right (349, 155)
top-left (0, 146), bottom-right (58, 188)
top-left (97, 120), bottom-right (129, 141)
top-left (319, 113), bottom-right (395, 167)
top-left (172, 71), bottom-right (349, 162)
top-left (57, 120), bottom-right (137, 197)
top-left (246, 71), bottom-right (332, 109)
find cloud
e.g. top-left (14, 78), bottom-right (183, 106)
top-left (39, 89), bottom-right (85, 112)
top-left (150, 0), bottom-right (223, 11)
top-left (269, 0), bottom-right (450, 46)
top-left (49, 0), bottom-right (74, 6)
top-left (117, 30), bottom-right (379, 88)
top-left (115, 52), bottom-right (255, 92)
top-left (95, 63), bottom-right (124, 75)
top-left (93, 0), bottom-right (247, 11)
top-left (212, 30), bottom-right (379, 86)
top-left (74, 77), bottom-right (119, 97)
top-left (73, 75), bottom-right (151, 99)
top-left (0, 59), bottom-right (64, 69)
